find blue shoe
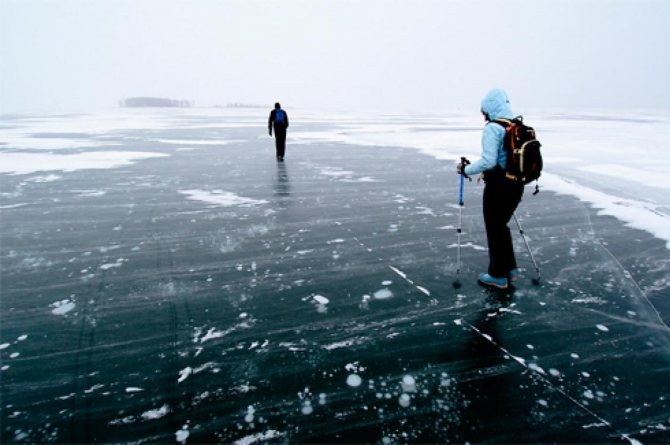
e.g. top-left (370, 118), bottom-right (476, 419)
top-left (478, 273), bottom-right (508, 289)
top-left (509, 269), bottom-right (519, 282)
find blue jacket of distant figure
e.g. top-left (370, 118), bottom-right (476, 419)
top-left (464, 88), bottom-right (514, 177)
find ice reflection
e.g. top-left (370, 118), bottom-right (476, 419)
top-left (274, 161), bottom-right (291, 199)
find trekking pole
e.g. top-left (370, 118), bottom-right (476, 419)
top-left (453, 157), bottom-right (471, 288)
top-left (512, 212), bottom-right (541, 284)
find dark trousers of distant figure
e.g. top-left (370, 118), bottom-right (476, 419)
top-left (274, 126), bottom-right (287, 159)
top-left (483, 174), bottom-right (525, 279)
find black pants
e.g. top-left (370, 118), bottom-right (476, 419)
top-left (483, 175), bottom-right (525, 278)
top-left (274, 127), bottom-right (286, 158)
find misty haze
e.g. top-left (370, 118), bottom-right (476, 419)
top-left (1, 1), bottom-right (670, 444)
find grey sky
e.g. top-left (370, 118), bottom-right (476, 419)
top-left (1, 0), bottom-right (669, 113)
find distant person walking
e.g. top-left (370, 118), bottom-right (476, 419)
top-left (457, 89), bottom-right (525, 290)
top-left (268, 102), bottom-right (289, 161)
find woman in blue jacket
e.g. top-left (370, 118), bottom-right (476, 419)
top-left (457, 89), bottom-right (524, 289)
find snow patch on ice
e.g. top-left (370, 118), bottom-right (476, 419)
top-left (341, 176), bottom-right (381, 183)
top-left (179, 189), bottom-right (267, 207)
top-left (233, 430), bottom-right (285, 445)
top-left (141, 404), bottom-right (169, 420)
top-left (198, 327), bottom-right (232, 343)
top-left (447, 242), bottom-right (487, 251)
top-left (312, 295), bottom-right (330, 305)
top-left (542, 172), bottom-right (670, 250)
top-left (323, 338), bottom-right (368, 350)
top-left (580, 163), bottom-right (667, 190)
top-left (0, 151), bottom-right (168, 175)
top-left (100, 258), bottom-right (127, 270)
top-left (301, 110), bottom-right (670, 251)
top-left (0, 203), bottom-right (28, 209)
top-left (25, 174), bottom-right (62, 183)
top-left (319, 167), bottom-right (354, 178)
top-left (178, 367), bottom-right (193, 383)
top-left (373, 288), bottom-right (393, 300)
top-left (152, 138), bottom-right (226, 145)
top-left (74, 189), bottom-right (107, 197)
top-left (571, 296), bottom-right (606, 305)
top-left (50, 298), bottom-right (76, 316)
top-left (437, 225), bottom-right (456, 230)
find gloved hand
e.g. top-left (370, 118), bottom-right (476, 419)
top-left (269, 130), bottom-right (272, 137)
top-left (456, 157), bottom-right (471, 178)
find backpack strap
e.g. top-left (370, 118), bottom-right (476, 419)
top-left (493, 118), bottom-right (511, 125)
top-left (493, 116), bottom-right (525, 126)
top-left (493, 117), bottom-right (511, 125)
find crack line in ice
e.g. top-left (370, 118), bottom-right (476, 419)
top-left (582, 307), bottom-right (667, 332)
top-left (457, 318), bottom-right (641, 445)
top-left (595, 240), bottom-right (670, 335)
top-left (388, 265), bottom-right (431, 297)
top-left (576, 203), bottom-right (670, 338)
top-left (347, 232), bottom-right (433, 299)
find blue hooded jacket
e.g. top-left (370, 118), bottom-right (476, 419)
top-left (464, 88), bottom-right (514, 177)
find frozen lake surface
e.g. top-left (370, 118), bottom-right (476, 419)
top-left (1, 109), bottom-right (669, 443)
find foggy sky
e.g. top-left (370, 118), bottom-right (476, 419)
top-left (1, 0), bottom-right (669, 113)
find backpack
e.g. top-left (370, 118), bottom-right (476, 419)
top-left (275, 109), bottom-right (286, 125)
top-left (493, 116), bottom-right (543, 186)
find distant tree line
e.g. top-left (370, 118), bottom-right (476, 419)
top-left (120, 97), bottom-right (192, 108)
top-left (223, 103), bottom-right (264, 109)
